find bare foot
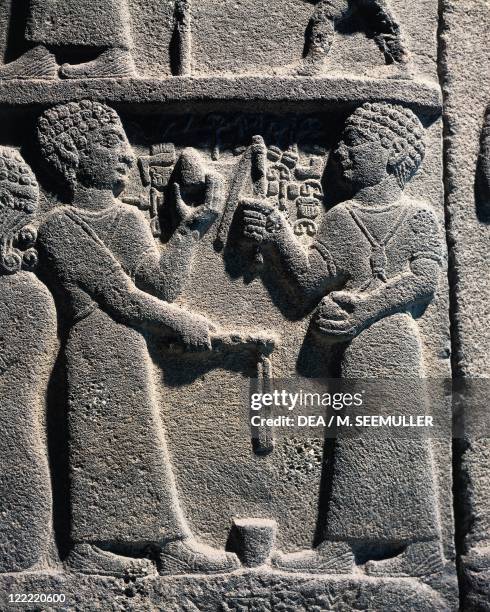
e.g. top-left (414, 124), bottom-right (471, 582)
top-left (60, 48), bottom-right (136, 79)
top-left (0, 46), bottom-right (57, 80)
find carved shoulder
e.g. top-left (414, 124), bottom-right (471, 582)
top-left (405, 201), bottom-right (445, 264)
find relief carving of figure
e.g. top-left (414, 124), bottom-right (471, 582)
top-left (0, 148), bottom-right (57, 571)
top-left (240, 102), bottom-right (446, 576)
top-left (0, 0), bottom-right (135, 79)
top-left (302, 0), bottom-right (407, 75)
top-left (36, 100), bottom-right (241, 577)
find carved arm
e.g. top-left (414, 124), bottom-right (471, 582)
top-left (242, 199), bottom-right (343, 304)
top-left (315, 256), bottom-right (441, 340)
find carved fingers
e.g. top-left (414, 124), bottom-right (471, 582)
top-left (243, 208), bottom-right (267, 242)
top-left (330, 290), bottom-right (364, 312)
top-left (190, 172), bottom-right (224, 231)
top-left (313, 292), bottom-right (368, 342)
top-left (173, 182), bottom-right (192, 223)
top-left (174, 172), bottom-right (224, 237)
top-left (177, 312), bottom-right (213, 352)
top-left (204, 172), bottom-right (224, 217)
top-left (241, 200), bottom-right (285, 244)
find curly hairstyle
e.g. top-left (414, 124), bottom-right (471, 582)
top-left (0, 147), bottom-right (38, 274)
top-left (37, 100), bottom-right (121, 186)
top-left (344, 102), bottom-right (426, 188)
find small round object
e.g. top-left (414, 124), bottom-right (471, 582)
top-left (17, 225), bottom-right (37, 248)
top-left (1, 249), bottom-right (22, 274)
top-left (22, 248), bottom-right (39, 271)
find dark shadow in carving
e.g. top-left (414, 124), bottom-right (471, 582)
top-left (44, 320), bottom-right (71, 561)
top-left (475, 105), bottom-right (490, 223)
top-left (300, 0), bottom-right (407, 76)
top-left (5, 0), bottom-right (31, 62)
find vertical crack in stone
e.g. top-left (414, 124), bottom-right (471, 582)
top-left (437, 1), bottom-right (473, 608)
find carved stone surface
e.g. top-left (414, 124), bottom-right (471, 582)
top-left (439, 1), bottom-right (490, 610)
top-left (0, 1), bottom-right (484, 610)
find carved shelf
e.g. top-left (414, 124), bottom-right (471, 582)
top-left (0, 76), bottom-right (441, 115)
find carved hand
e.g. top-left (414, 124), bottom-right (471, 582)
top-left (314, 291), bottom-right (370, 342)
top-left (173, 311), bottom-right (215, 352)
top-left (174, 172), bottom-right (224, 237)
top-left (242, 200), bottom-right (286, 243)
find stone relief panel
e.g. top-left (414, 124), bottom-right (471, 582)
top-left (0, 99), bottom-right (456, 609)
top-left (0, 0), bottom-right (468, 609)
top-left (0, 0), bottom-right (439, 81)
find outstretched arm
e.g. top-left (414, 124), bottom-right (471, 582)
top-left (242, 200), bottom-right (344, 305)
top-left (39, 209), bottom-right (213, 350)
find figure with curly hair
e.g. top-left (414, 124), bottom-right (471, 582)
top-left (240, 102), bottom-right (446, 576)
top-left (0, 0), bottom-right (135, 79)
top-left (37, 100), bottom-right (240, 577)
top-left (0, 147), bottom-right (57, 572)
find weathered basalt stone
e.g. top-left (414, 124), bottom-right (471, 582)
top-left (0, 1), bottom-right (483, 610)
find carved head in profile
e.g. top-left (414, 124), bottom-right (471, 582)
top-left (0, 147), bottom-right (38, 275)
top-left (336, 102), bottom-right (426, 190)
top-left (37, 100), bottom-right (135, 195)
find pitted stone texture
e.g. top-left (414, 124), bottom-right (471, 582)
top-left (0, 569), bottom-right (459, 612)
top-left (0, 272), bottom-right (57, 572)
top-left (0, 1), bottom-right (459, 609)
top-left (439, 1), bottom-right (490, 609)
top-left (0, 0), bottom-right (439, 81)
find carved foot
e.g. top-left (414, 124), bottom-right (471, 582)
top-left (65, 543), bottom-right (155, 578)
top-left (271, 541), bottom-right (355, 574)
top-left (0, 46), bottom-right (57, 80)
top-left (60, 48), bottom-right (136, 79)
top-left (159, 538), bottom-right (240, 575)
top-left (365, 541), bottom-right (444, 577)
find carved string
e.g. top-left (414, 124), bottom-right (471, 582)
top-left (348, 205), bottom-right (410, 283)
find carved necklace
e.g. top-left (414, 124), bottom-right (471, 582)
top-left (347, 203), bottom-right (409, 284)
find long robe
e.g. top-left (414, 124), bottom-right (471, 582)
top-left (26, 0), bottom-right (132, 49)
top-left (0, 273), bottom-right (56, 570)
top-left (38, 203), bottom-right (190, 545)
top-left (316, 198), bottom-right (445, 543)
